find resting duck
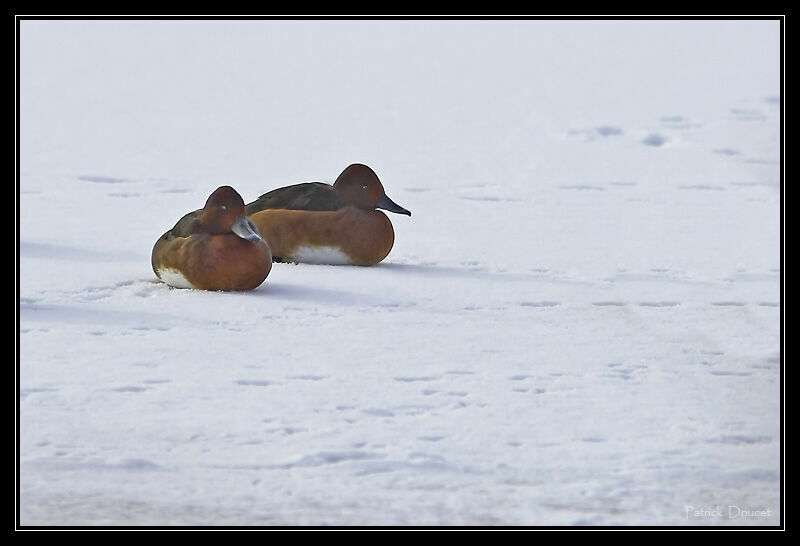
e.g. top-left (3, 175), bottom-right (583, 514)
top-left (246, 164), bottom-right (410, 265)
top-left (152, 186), bottom-right (272, 290)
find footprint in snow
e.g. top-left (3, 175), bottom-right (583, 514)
top-left (288, 375), bottom-right (327, 381)
top-left (361, 408), bottom-right (395, 417)
top-left (659, 115), bottom-right (702, 129)
top-left (567, 125), bottom-right (623, 142)
top-left (729, 107), bottom-right (767, 121)
top-left (393, 376), bottom-right (440, 383)
top-left (78, 175), bottom-right (131, 184)
top-left (642, 133), bottom-right (669, 147)
top-left (678, 184), bottom-right (726, 191)
top-left (558, 184), bottom-right (606, 191)
top-left (234, 380), bottom-right (278, 387)
top-left (20, 387), bottom-right (58, 400)
top-left (111, 386), bottom-right (149, 393)
top-left (594, 125), bottom-right (623, 137)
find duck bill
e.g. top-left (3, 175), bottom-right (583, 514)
top-left (375, 194), bottom-right (411, 216)
top-left (230, 216), bottom-right (264, 243)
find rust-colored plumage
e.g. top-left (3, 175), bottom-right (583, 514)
top-left (247, 164), bottom-right (410, 266)
top-left (152, 186), bottom-right (272, 290)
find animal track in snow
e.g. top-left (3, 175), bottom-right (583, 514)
top-left (707, 435), bottom-right (772, 445)
top-left (393, 376), bottom-right (440, 383)
top-left (288, 375), bottom-right (327, 381)
top-left (264, 426), bottom-right (307, 436)
top-left (108, 192), bottom-right (141, 198)
top-left (642, 133), bottom-right (669, 147)
top-left (678, 184), bottom-right (726, 191)
top-left (278, 450), bottom-right (383, 469)
top-left (567, 125), bottom-right (623, 142)
top-left (20, 387), bottom-right (58, 400)
top-left (601, 364), bottom-right (646, 381)
top-left (519, 301), bottom-right (560, 308)
top-left (361, 408), bottom-right (395, 417)
top-left (595, 126), bottom-right (623, 137)
top-left (729, 108), bottom-right (767, 121)
top-left (78, 175), bottom-right (131, 184)
top-left (659, 115), bottom-right (702, 129)
top-left (234, 380), bottom-right (278, 387)
top-left (743, 158), bottom-right (779, 165)
top-left (558, 184), bottom-right (606, 191)
top-left (418, 435), bottom-right (445, 442)
top-left (111, 386), bottom-right (149, 393)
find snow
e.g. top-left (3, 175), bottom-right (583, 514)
top-left (18, 20), bottom-right (781, 526)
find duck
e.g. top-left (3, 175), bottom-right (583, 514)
top-left (152, 186), bottom-right (272, 290)
top-left (246, 164), bottom-right (410, 266)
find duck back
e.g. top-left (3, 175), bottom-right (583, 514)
top-left (246, 182), bottom-right (346, 215)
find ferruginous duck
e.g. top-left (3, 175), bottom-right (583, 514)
top-left (246, 164), bottom-right (410, 266)
top-left (152, 186), bottom-right (272, 290)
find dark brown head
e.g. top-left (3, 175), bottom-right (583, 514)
top-left (198, 186), bottom-right (264, 242)
top-left (332, 164), bottom-right (411, 216)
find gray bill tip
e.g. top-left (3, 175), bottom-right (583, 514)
top-left (231, 216), bottom-right (264, 242)
top-left (375, 194), bottom-right (411, 216)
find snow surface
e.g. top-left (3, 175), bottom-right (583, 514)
top-left (18, 20), bottom-right (781, 526)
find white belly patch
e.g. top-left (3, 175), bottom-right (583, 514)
top-left (289, 245), bottom-right (352, 265)
top-left (157, 268), bottom-right (196, 289)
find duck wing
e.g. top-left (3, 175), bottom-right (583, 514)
top-left (246, 182), bottom-right (346, 215)
top-left (163, 209), bottom-right (203, 240)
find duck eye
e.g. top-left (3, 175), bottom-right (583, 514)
top-left (220, 205), bottom-right (227, 211)
top-left (361, 184), bottom-right (368, 190)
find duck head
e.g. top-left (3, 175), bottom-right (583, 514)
top-left (333, 164), bottom-right (411, 216)
top-left (198, 186), bottom-right (264, 242)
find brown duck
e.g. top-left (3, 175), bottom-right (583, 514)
top-left (152, 186), bottom-right (272, 290)
top-left (246, 164), bottom-right (411, 266)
